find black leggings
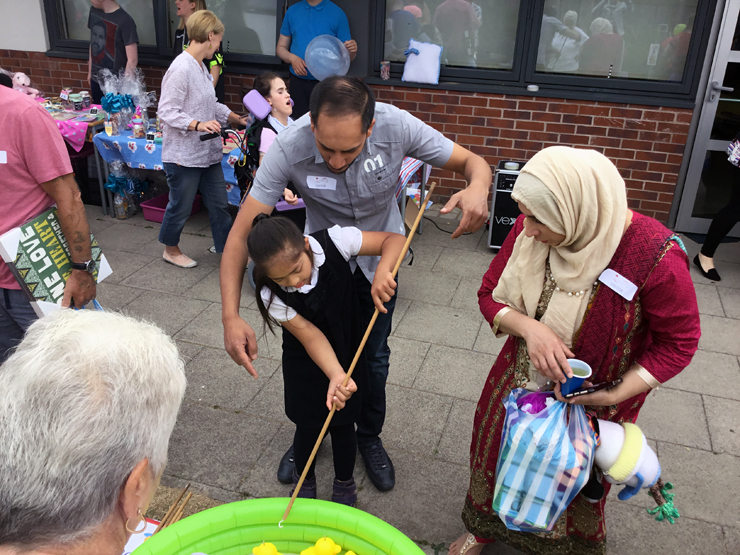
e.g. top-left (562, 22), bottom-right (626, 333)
top-left (293, 423), bottom-right (356, 481)
top-left (701, 178), bottom-right (740, 257)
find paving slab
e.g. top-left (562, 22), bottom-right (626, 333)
top-left (698, 314), bottom-right (740, 356)
top-left (473, 321), bottom-right (510, 356)
top-left (166, 402), bottom-right (281, 492)
top-left (412, 220), bottom-right (484, 252)
top-left (160, 474), bottom-right (244, 503)
top-left (184, 345), bottom-right (280, 411)
top-left (356, 449), bottom-right (470, 546)
top-left (87, 213), bottom-right (116, 235)
top-left (175, 339), bottom-right (206, 364)
top-left (394, 302), bottom-right (483, 350)
top-left (605, 501), bottom-right (727, 555)
top-left (175, 303), bottom-right (261, 350)
top-left (121, 291), bottom-right (210, 336)
top-left (121, 257), bottom-right (215, 294)
top-left (99, 249), bottom-right (156, 284)
top-left (397, 265), bottom-right (462, 306)
top-left (691, 260), bottom-right (740, 290)
top-left (413, 344), bottom-right (493, 402)
top-left (390, 297), bottom-right (411, 334)
top-left (711, 239), bottom-right (740, 263)
top-left (136, 232), bottom-right (218, 263)
top-left (404, 242), bottom-right (443, 271)
top-left (693, 283), bottom-right (726, 316)
top-left (387, 336), bottom-right (431, 388)
top-left (94, 281), bottom-right (144, 311)
top-left (436, 398), bottom-right (476, 466)
top-left (93, 222), bottom-right (161, 253)
top-left (656, 441), bottom-right (740, 528)
top-left (637, 388), bottom-right (711, 450)
top-left (664, 349), bottom-right (740, 401)
top-left (703, 395), bottom-right (740, 456)
top-left (244, 368), bottom-right (291, 425)
top-left (719, 286), bottom-right (740, 319)
top-left (187, 266), bottom-right (256, 308)
top-left (450, 277), bottom-right (483, 311)
top-left (382, 384), bottom-right (453, 455)
top-left (725, 525), bottom-right (740, 555)
top-left (432, 247), bottom-right (494, 278)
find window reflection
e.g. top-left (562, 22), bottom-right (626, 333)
top-left (537, 0), bottom-right (699, 82)
top-left (384, 0), bottom-right (521, 70)
top-left (168, 0), bottom-right (275, 55)
top-left (61, 0), bottom-right (156, 44)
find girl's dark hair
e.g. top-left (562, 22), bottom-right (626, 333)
top-left (248, 214), bottom-right (310, 332)
top-left (252, 72), bottom-right (282, 99)
top-left (309, 76), bottom-right (376, 133)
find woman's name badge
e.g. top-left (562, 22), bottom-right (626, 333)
top-left (306, 176), bottom-right (337, 190)
top-left (598, 269), bottom-right (637, 301)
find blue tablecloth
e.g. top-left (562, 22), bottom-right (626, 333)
top-left (93, 132), bottom-right (243, 206)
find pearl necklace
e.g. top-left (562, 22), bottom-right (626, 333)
top-left (547, 271), bottom-right (599, 297)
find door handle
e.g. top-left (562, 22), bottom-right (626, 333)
top-left (710, 81), bottom-right (734, 101)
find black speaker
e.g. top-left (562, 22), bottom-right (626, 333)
top-left (488, 160), bottom-right (526, 249)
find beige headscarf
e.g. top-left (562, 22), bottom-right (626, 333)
top-left (492, 146), bottom-right (628, 347)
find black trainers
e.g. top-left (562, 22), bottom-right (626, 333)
top-left (277, 444), bottom-right (295, 485)
top-left (359, 439), bottom-right (395, 492)
top-left (290, 469), bottom-right (317, 499)
top-left (332, 477), bottom-right (358, 506)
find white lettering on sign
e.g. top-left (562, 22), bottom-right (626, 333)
top-left (363, 154), bottom-right (385, 173)
top-left (494, 216), bottom-right (517, 226)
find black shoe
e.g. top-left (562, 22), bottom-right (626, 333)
top-left (694, 254), bottom-right (721, 281)
top-left (277, 444), bottom-right (295, 484)
top-left (290, 469), bottom-right (317, 499)
top-left (332, 477), bottom-right (358, 506)
top-left (359, 439), bottom-right (395, 492)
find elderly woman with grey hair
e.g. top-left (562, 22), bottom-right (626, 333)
top-left (549, 11), bottom-right (589, 72)
top-left (0, 310), bottom-right (186, 554)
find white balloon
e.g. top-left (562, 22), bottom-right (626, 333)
top-left (304, 34), bottom-right (351, 81)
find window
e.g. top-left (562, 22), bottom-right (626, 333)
top-left (536, 0), bottom-right (700, 81)
top-left (383, 0), bottom-right (522, 70)
top-left (59, 0), bottom-right (157, 45)
top-left (167, 0), bottom-right (277, 55)
top-left (376, 0), bottom-right (718, 104)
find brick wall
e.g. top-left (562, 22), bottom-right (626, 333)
top-left (2, 49), bottom-right (694, 223)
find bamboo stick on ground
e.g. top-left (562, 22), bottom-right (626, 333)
top-left (167, 492), bottom-right (193, 527)
top-left (280, 182), bottom-right (437, 526)
top-left (153, 483), bottom-right (190, 534)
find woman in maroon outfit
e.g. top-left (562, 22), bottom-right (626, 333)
top-left (449, 147), bottom-right (700, 555)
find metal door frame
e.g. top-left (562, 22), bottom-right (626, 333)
top-left (675, 0), bottom-right (740, 235)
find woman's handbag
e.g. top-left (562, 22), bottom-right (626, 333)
top-left (492, 388), bottom-right (596, 532)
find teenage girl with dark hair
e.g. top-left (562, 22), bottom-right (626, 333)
top-left (247, 215), bottom-right (405, 505)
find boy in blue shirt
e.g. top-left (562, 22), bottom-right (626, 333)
top-left (276, 0), bottom-right (357, 118)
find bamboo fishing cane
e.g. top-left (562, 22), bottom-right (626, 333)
top-left (280, 182), bottom-right (437, 527)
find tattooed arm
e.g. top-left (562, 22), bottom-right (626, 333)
top-left (39, 174), bottom-right (96, 308)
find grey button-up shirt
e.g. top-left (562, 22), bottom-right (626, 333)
top-left (250, 102), bottom-right (454, 281)
top-left (158, 52), bottom-right (231, 167)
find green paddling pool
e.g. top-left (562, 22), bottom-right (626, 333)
top-left (132, 498), bottom-right (424, 555)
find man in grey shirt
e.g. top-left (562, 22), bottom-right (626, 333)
top-left (220, 77), bottom-right (491, 492)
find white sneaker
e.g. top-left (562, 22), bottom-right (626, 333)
top-left (209, 246), bottom-right (217, 254)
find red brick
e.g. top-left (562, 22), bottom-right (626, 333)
top-left (562, 114), bottom-right (593, 125)
top-left (485, 118), bottom-right (516, 129)
top-left (621, 139), bottom-right (654, 152)
top-left (473, 107), bottom-right (503, 118)
top-left (378, 89), bottom-right (405, 101)
top-left (671, 133), bottom-right (689, 145)
top-left (433, 93), bottom-right (460, 104)
top-left (430, 113), bottom-right (458, 124)
top-left (457, 115), bottom-right (487, 126)
top-left (518, 100), bottom-right (548, 112)
top-left (391, 101), bottom-right (418, 111)
top-left (503, 110), bottom-right (531, 120)
top-left (642, 181), bottom-right (677, 193)
top-left (559, 134), bottom-right (590, 145)
top-left (642, 110), bottom-right (676, 122)
top-left (488, 98), bottom-right (519, 109)
top-left (635, 151), bottom-right (667, 163)
top-left (639, 200), bottom-right (673, 212)
top-left (418, 102), bottom-right (446, 113)
top-left (648, 162), bottom-right (679, 174)
top-left (577, 125), bottom-right (607, 136)
top-left (547, 102), bottom-right (580, 114)
top-left (589, 136), bottom-right (621, 148)
top-left (471, 125), bottom-right (497, 136)
top-left (459, 95), bottom-right (488, 106)
top-left (448, 104), bottom-right (474, 115)
top-left (500, 129), bottom-right (530, 140)
top-left (616, 159), bottom-right (648, 171)
top-left (470, 145), bottom-right (498, 157)
top-left (627, 199), bottom-right (641, 209)
top-left (593, 116), bottom-right (621, 128)
top-left (486, 138), bottom-right (513, 148)
top-left (457, 134), bottom-right (486, 145)
top-left (653, 141), bottom-right (686, 154)
top-left (515, 120), bottom-right (545, 131)
top-left (578, 104), bottom-right (611, 116)
top-left (514, 140), bottom-right (544, 151)
top-left (638, 131), bottom-right (671, 142)
top-left (608, 128), bottom-right (639, 140)
top-left (666, 154), bottom-right (683, 166)
top-left (445, 124), bottom-right (472, 134)
top-left (546, 123), bottom-right (576, 133)
top-left (657, 193), bottom-right (676, 203)
top-left (406, 92), bottom-right (433, 102)
top-left (532, 111), bottom-right (562, 122)
top-left (626, 189), bottom-right (659, 201)
top-left (611, 107), bottom-right (643, 119)
top-left (652, 211), bottom-right (670, 223)
top-left (604, 148), bottom-right (636, 159)
top-left (656, 122), bottom-right (689, 134)
top-left (624, 119), bottom-right (657, 131)
top-left (631, 170), bottom-right (663, 182)
top-left (675, 112), bottom-right (693, 123)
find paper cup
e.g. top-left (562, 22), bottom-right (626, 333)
top-left (561, 358), bottom-right (592, 395)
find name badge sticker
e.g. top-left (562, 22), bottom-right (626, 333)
top-left (306, 176), bottom-right (337, 190)
top-left (598, 269), bottom-right (638, 301)
top-left (0, 151), bottom-right (6, 164)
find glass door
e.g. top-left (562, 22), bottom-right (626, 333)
top-left (676, 0), bottom-right (740, 236)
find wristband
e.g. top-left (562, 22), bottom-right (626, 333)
top-left (195, 121), bottom-right (200, 131)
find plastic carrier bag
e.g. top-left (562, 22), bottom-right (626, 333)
top-left (492, 388), bottom-right (596, 532)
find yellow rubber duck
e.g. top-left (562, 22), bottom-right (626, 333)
top-left (252, 542), bottom-right (282, 555)
top-left (299, 536), bottom-right (342, 555)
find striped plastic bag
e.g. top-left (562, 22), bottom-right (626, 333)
top-left (492, 388), bottom-right (596, 532)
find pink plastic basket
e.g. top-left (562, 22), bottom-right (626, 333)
top-left (140, 193), bottom-right (202, 224)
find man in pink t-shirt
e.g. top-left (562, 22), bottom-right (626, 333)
top-left (0, 86), bottom-right (97, 362)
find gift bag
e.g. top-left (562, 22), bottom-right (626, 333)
top-left (492, 388), bottom-right (596, 532)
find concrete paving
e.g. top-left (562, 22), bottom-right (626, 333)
top-left (86, 204), bottom-right (740, 555)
